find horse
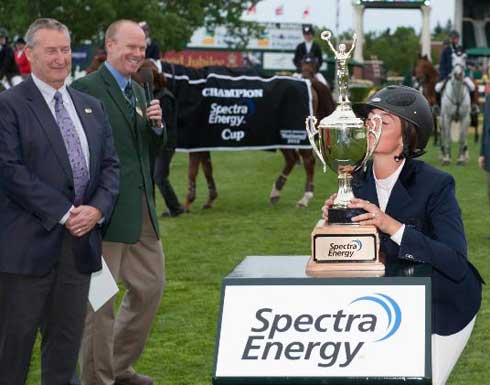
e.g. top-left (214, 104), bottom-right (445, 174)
top-left (440, 52), bottom-right (472, 165)
top-left (414, 54), bottom-right (439, 145)
top-left (183, 151), bottom-right (217, 210)
top-left (269, 60), bottom-right (335, 207)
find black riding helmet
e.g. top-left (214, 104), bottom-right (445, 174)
top-left (353, 85), bottom-right (433, 159)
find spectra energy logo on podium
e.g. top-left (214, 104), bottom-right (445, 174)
top-left (213, 284), bottom-right (431, 384)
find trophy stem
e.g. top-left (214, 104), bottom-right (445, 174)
top-left (333, 173), bottom-right (355, 208)
top-left (328, 173), bottom-right (365, 224)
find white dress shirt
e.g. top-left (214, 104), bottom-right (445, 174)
top-left (31, 73), bottom-right (90, 169)
top-left (31, 74), bottom-right (92, 224)
top-left (305, 41), bottom-right (313, 53)
top-left (373, 158), bottom-right (406, 245)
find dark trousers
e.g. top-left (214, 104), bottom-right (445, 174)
top-left (0, 234), bottom-right (91, 385)
top-left (154, 148), bottom-right (181, 213)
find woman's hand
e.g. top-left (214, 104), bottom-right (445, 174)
top-left (349, 198), bottom-right (402, 236)
top-left (321, 193), bottom-right (337, 223)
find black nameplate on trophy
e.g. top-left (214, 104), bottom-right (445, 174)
top-left (328, 207), bottom-right (366, 224)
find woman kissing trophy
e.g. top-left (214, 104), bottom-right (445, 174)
top-left (305, 31), bottom-right (383, 274)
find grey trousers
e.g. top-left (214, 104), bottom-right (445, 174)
top-left (79, 200), bottom-right (165, 385)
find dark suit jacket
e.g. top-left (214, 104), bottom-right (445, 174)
top-left (71, 65), bottom-right (163, 243)
top-left (353, 159), bottom-right (483, 336)
top-left (0, 77), bottom-right (120, 276)
top-left (293, 41), bottom-right (323, 71)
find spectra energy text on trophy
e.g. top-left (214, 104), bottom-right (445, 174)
top-left (305, 31), bottom-right (384, 274)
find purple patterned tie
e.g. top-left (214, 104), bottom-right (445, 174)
top-left (54, 91), bottom-right (89, 205)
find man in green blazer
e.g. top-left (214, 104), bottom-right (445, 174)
top-left (72, 20), bottom-right (165, 385)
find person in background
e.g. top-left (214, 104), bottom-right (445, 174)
top-left (0, 18), bottom-right (119, 385)
top-left (438, 30), bottom-right (462, 82)
top-left (0, 27), bottom-right (21, 88)
top-left (135, 60), bottom-right (186, 217)
top-left (435, 30), bottom-right (474, 94)
top-left (139, 21), bottom-right (160, 61)
top-left (14, 37), bottom-right (30, 79)
top-left (293, 24), bottom-right (323, 74)
top-left (72, 20), bottom-right (165, 385)
top-left (323, 85), bottom-right (483, 385)
top-left (85, 46), bottom-right (106, 74)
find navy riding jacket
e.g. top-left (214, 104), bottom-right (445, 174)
top-left (353, 159), bottom-right (483, 336)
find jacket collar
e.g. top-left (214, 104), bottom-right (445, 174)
top-left (99, 64), bottom-right (134, 128)
top-left (353, 158), bottom-right (417, 216)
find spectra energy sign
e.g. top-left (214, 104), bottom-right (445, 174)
top-left (215, 285), bottom-right (427, 378)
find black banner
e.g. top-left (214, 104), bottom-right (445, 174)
top-left (163, 63), bottom-right (313, 151)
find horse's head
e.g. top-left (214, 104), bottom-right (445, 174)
top-left (451, 52), bottom-right (466, 80)
top-left (415, 54), bottom-right (436, 84)
top-left (300, 54), bottom-right (318, 80)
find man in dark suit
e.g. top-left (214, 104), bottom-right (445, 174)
top-left (0, 18), bottom-right (119, 385)
top-left (293, 25), bottom-right (323, 73)
top-left (72, 20), bottom-right (165, 385)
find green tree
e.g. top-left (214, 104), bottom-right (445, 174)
top-left (0, 0), bottom-right (263, 51)
top-left (364, 26), bottom-right (420, 76)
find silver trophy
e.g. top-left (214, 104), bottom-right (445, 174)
top-left (305, 31), bottom-right (382, 224)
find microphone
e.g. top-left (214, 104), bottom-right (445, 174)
top-left (139, 67), bottom-right (159, 128)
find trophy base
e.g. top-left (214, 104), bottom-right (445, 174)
top-left (306, 221), bottom-right (384, 277)
top-left (328, 207), bottom-right (366, 224)
top-left (305, 257), bottom-right (385, 277)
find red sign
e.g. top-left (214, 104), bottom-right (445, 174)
top-left (163, 50), bottom-right (244, 68)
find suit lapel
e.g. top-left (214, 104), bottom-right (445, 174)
top-left (23, 78), bottom-right (73, 181)
top-left (353, 163), bottom-right (379, 207)
top-left (99, 65), bottom-right (134, 129)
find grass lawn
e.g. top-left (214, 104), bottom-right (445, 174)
top-left (26, 133), bottom-right (488, 385)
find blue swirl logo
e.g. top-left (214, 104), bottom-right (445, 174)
top-left (350, 293), bottom-right (401, 341)
top-left (351, 239), bottom-right (362, 251)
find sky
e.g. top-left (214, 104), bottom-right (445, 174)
top-left (242, 0), bottom-right (455, 34)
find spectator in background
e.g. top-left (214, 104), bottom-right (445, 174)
top-left (139, 21), bottom-right (160, 61)
top-left (135, 60), bottom-right (186, 217)
top-left (438, 30), bottom-right (462, 82)
top-left (14, 37), bottom-right (30, 79)
top-left (85, 46), bottom-right (106, 74)
top-left (293, 25), bottom-right (323, 73)
top-left (0, 27), bottom-right (21, 88)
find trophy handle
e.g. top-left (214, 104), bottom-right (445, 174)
top-left (360, 114), bottom-right (383, 172)
top-left (305, 116), bottom-right (327, 172)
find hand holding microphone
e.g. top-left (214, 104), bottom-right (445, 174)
top-left (139, 67), bottom-right (162, 128)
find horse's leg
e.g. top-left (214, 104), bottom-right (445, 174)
top-left (440, 109), bottom-right (452, 165)
top-left (457, 114), bottom-right (470, 165)
top-left (201, 151), bottom-right (218, 209)
top-left (432, 109), bottom-right (439, 146)
top-left (296, 150), bottom-right (315, 208)
top-left (184, 152), bottom-right (200, 209)
top-left (270, 149), bottom-right (296, 205)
